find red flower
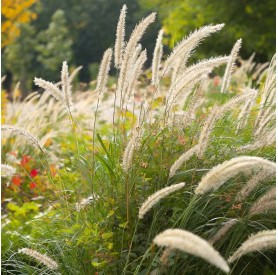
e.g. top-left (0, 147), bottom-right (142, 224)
top-left (29, 182), bottom-right (36, 189)
top-left (30, 169), bottom-right (38, 178)
top-left (20, 155), bottom-right (31, 166)
top-left (12, 176), bottom-right (21, 186)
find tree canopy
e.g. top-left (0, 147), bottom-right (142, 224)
top-left (140, 0), bottom-right (276, 61)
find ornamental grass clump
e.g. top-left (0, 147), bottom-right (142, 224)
top-left (1, 4), bottom-right (276, 275)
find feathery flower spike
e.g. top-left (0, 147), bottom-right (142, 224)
top-left (228, 230), bottom-right (276, 263)
top-left (153, 229), bottom-right (230, 273)
top-left (169, 145), bottom-right (199, 178)
top-left (1, 164), bottom-right (16, 177)
top-left (18, 248), bottom-right (58, 270)
top-left (139, 182), bottom-right (185, 219)
top-left (209, 219), bottom-right (238, 245)
top-left (96, 48), bottom-right (113, 95)
top-left (117, 13), bottom-right (155, 97)
top-left (152, 29), bottom-right (164, 86)
top-left (163, 24), bottom-right (225, 73)
top-left (61, 61), bottom-right (72, 110)
top-left (249, 187), bottom-right (276, 216)
top-left (2, 125), bottom-right (45, 153)
top-left (195, 156), bottom-right (276, 195)
top-left (221, 39), bottom-right (242, 93)
top-left (34, 77), bottom-right (64, 102)
top-left (114, 4), bottom-right (127, 68)
top-left (235, 170), bottom-right (274, 202)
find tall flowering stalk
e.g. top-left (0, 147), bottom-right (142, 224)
top-left (221, 39), bottom-right (242, 93)
top-left (34, 61), bottom-right (73, 112)
top-left (114, 4), bottom-right (127, 69)
top-left (152, 29), bottom-right (164, 86)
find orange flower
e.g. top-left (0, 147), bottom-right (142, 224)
top-left (29, 182), bottom-right (36, 189)
top-left (12, 175), bottom-right (21, 186)
top-left (20, 155), bottom-right (31, 166)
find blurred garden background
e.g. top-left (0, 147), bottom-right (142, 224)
top-left (1, 0), bottom-right (275, 98)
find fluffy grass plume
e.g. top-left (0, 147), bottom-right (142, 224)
top-left (126, 49), bottom-right (147, 100)
top-left (163, 24), bottom-right (225, 73)
top-left (18, 248), bottom-right (58, 270)
top-left (152, 29), bottom-right (164, 86)
top-left (221, 39), bottom-right (242, 93)
top-left (1, 164), bottom-right (16, 177)
top-left (195, 156), bottom-right (276, 195)
top-left (153, 229), bottom-right (230, 273)
top-left (197, 90), bottom-right (257, 158)
top-left (1, 125), bottom-right (44, 153)
top-left (236, 88), bottom-right (257, 133)
top-left (35, 62), bottom-right (77, 111)
top-left (235, 170), bottom-right (275, 202)
top-left (114, 4), bottom-right (127, 68)
top-left (122, 127), bottom-right (143, 172)
top-left (249, 187), bottom-right (276, 216)
top-left (209, 219), bottom-right (238, 245)
top-left (255, 54), bottom-right (276, 128)
top-left (61, 61), bottom-right (72, 110)
top-left (34, 77), bottom-right (64, 102)
top-left (228, 230), bottom-right (276, 263)
top-left (237, 127), bottom-right (276, 153)
top-left (169, 145), bottom-right (199, 178)
top-left (117, 12), bottom-right (155, 97)
top-left (166, 56), bottom-right (229, 112)
top-left (75, 194), bottom-right (100, 211)
top-left (96, 48), bottom-right (113, 95)
top-left (138, 182), bottom-right (185, 219)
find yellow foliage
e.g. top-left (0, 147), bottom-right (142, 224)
top-left (1, 0), bottom-right (37, 48)
top-left (1, 91), bottom-right (8, 124)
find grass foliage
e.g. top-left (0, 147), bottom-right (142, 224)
top-left (1, 5), bottom-right (276, 275)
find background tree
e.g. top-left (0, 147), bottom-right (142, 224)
top-left (33, 0), bottom-right (160, 82)
top-left (35, 9), bottom-right (73, 81)
top-left (139, 0), bottom-right (276, 61)
top-left (1, 0), bottom-right (37, 48)
top-left (4, 23), bottom-right (37, 97)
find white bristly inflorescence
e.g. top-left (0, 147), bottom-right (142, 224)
top-left (1, 164), bottom-right (16, 177)
top-left (208, 219), bottom-right (238, 245)
top-left (138, 182), bottom-right (185, 219)
top-left (152, 29), bottom-right (164, 86)
top-left (1, 125), bottom-right (45, 153)
top-left (248, 186), bottom-right (276, 216)
top-left (18, 248), bottom-right (59, 270)
top-left (114, 4), bottom-right (127, 69)
top-left (96, 48), bottom-right (113, 96)
top-left (169, 145), bottom-right (199, 178)
top-left (228, 230), bottom-right (276, 263)
top-left (221, 39), bottom-right (242, 93)
top-left (153, 228), bottom-right (230, 273)
top-left (195, 156), bottom-right (276, 195)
